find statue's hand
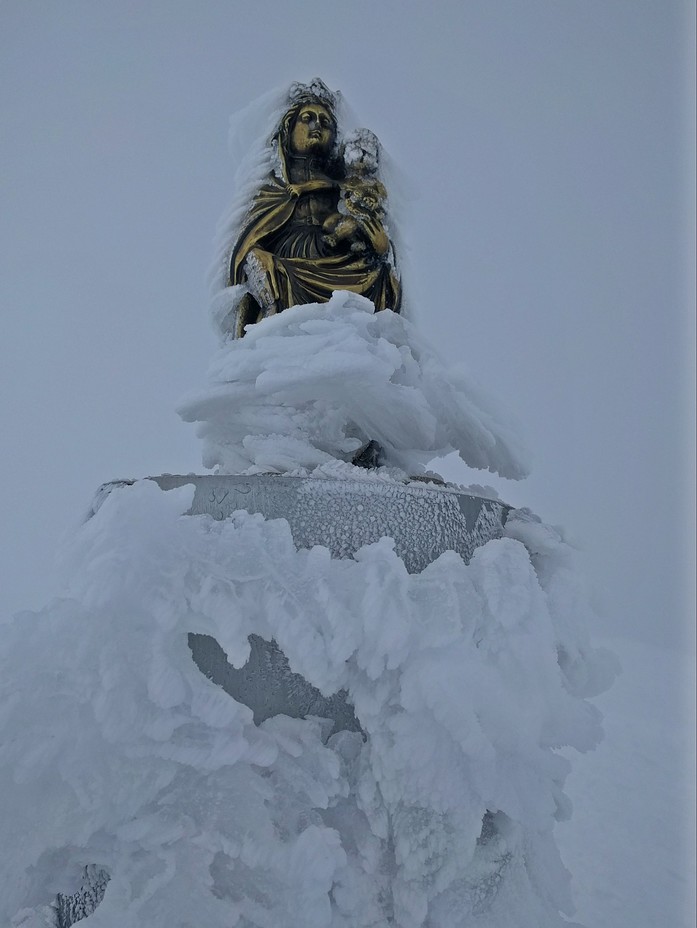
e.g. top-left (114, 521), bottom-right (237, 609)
top-left (244, 247), bottom-right (280, 307)
top-left (247, 247), bottom-right (276, 280)
top-left (360, 217), bottom-right (390, 257)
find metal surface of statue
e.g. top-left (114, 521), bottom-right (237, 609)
top-left (228, 79), bottom-right (401, 338)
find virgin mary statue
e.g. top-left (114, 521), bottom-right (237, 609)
top-left (226, 79), bottom-right (402, 338)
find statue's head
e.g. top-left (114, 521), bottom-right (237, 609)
top-left (288, 102), bottom-right (336, 157)
top-left (276, 79), bottom-right (339, 166)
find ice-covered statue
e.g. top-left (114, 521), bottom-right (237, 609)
top-left (226, 79), bottom-right (401, 338)
top-left (1, 79), bottom-right (617, 928)
top-left (182, 79), bottom-right (530, 477)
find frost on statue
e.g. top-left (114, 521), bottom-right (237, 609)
top-left (219, 77), bottom-right (401, 339)
top-left (1, 79), bottom-right (617, 928)
top-left (196, 76), bottom-right (527, 479)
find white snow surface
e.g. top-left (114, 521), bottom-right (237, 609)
top-left (178, 292), bottom-right (530, 480)
top-left (0, 479), bottom-right (617, 927)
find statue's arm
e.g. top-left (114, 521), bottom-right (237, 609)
top-left (287, 179), bottom-right (338, 198)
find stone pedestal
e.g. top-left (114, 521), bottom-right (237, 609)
top-left (152, 473), bottom-right (509, 572)
top-left (97, 474), bottom-right (510, 734)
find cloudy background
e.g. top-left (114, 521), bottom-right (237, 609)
top-left (1, 1), bottom-right (694, 921)
top-left (2, 1), bottom-right (693, 648)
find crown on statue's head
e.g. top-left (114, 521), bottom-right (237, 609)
top-left (288, 78), bottom-right (339, 113)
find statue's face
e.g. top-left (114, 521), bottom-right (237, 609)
top-left (289, 104), bottom-right (335, 157)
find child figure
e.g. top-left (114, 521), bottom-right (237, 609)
top-left (323, 129), bottom-right (390, 257)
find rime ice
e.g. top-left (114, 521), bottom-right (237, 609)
top-left (1, 82), bottom-right (617, 928)
top-left (179, 292), bottom-right (529, 480)
top-left (1, 480), bottom-right (616, 926)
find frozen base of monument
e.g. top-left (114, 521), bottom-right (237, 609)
top-left (96, 473), bottom-right (510, 738)
top-left (2, 476), bottom-right (616, 928)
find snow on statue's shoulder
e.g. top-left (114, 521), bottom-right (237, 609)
top-left (178, 291), bottom-right (530, 480)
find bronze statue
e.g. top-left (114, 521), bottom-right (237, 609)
top-left (228, 80), bottom-right (401, 338)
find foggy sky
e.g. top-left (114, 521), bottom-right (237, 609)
top-left (1, 0), bottom-right (694, 652)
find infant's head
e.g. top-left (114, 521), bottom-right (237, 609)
top-left (342, 129), bottom-right (381, 177)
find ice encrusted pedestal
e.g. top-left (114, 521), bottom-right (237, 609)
top-left (95, 473), bottom-right (509, 736)
top-left (3, 297), bottom-right (616, 928)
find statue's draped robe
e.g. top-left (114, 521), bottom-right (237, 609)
top-left (229, 176), bottom-right (401, 315)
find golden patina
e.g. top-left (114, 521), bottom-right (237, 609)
top-left (228, 79), bottom-right (401, 338)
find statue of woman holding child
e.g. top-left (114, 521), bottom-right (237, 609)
top-left (228, 79), bottom-right (401, 338)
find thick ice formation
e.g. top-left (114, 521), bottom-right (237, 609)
top-left (1, 480), bottom-right (616, 927)
top-left (179, 292), bottom-right (529, 479)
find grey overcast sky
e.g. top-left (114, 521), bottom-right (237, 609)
top-left (1, 1), bottom-right (694, 649)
